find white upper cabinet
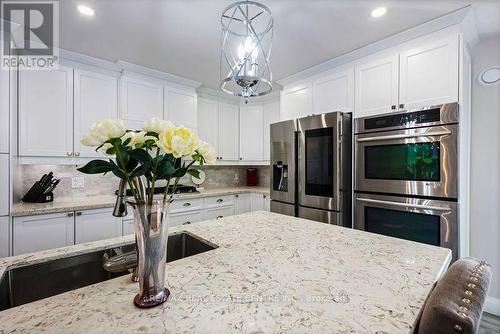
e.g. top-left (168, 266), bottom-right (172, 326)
top-left (0, 154), bottom-right (8, 216)
top-left (120, 75), bottom-right (163, 129)
top-left (281, 83), bottom-right (312, 120)
top-left (218, 102), bottom-right (239, 161)
top-left (263, 100), bottom-right (280, 160)
top-left (355, 55), bottom-right (399, 118)
top-left (74, 69), bottom-right (118, 157)
top-left (19, 66), bottom-right (74, 157)
top-left (240, 105), bottom-right (263, 161)
top-left (399, 36), bottom-right (459, 110)
top-left (0, 68), bottom-right (9, 154)
top-left (198, 97), bottom-right (219, 155)
top-left (75, 208), bottom-right (122, 244)
top-left (165, 86), bottom-right (197, 130)
top-left (313, 68), bottom-right (354, 114)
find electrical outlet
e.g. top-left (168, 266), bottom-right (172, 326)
top-left (71, 176), bottom-right (85, 188)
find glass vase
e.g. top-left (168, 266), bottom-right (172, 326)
top-left (128, 198), bottom-right (170, 308)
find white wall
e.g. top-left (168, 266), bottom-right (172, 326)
top-left (470, 35), bottom-right (500, 315)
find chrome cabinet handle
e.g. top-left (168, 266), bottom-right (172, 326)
top-left (67, 212), bottom-right (74, 217)
top-left (399, 103), bottom-right (405, 109)
top-left (239, 157), bottom-right (242, 160)
top-left (391, 105), bottom-right (396, 110)
top-left (66, 151), bottom-right (73, 156)
top-left (182, 221), bottom-right (191, 225)
top-left (235, 194), bottom-right (239, 198)
top-left (216, 199), bottom-right (223, 203)
top-left (74, 152), bottom-right (80, 157)
top-left (355, 198), bottom-right (451, 211)
top-left (76, 212), bottom-right (82, 216)
top-left (216, 216), bottom-right (223, 219)
top-left (183, 202), bottom-right (191, 207)
top-left (356, 130), bottom-right (452, 142)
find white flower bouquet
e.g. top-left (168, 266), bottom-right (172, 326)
top-left (78, 117), bottom-right (215, 203)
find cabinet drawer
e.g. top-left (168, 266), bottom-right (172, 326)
top-left (75, 208), bottom-right (122, 244)
top-left (205, 195), bottom-right (234, 208)
top-left (204, 206), bottom-right (234, 220)
top-left (122, 218), bottom-right (134, 236)
top-left (169, 210), bottom-right (204, 227)
top-left (170, 198), bottom-right (204, 213)
top-left (13, 212), bottom-right (74, 255)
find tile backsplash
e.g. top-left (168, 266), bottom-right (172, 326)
top-left (14, 164), bottom-right (270, 203)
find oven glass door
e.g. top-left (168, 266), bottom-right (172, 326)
top-left (365, 207), bottom-right (440, 245)
top-left (354, 194), bottom-right (458, 261)
top-left (365, 142), bottom-right (440, 181)
top-left (355, 124), bottom-right (458, 199)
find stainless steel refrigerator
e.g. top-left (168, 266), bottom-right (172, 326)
top-left (270, 112), bottom-right (352, 227)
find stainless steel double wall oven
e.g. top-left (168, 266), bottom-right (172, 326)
top-left (354, 103), bottom-right (459, 260)
top-left (270, 112), bottom-right (352, 226)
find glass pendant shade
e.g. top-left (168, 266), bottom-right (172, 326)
top-left (220, 1), bottom-right (273, 102)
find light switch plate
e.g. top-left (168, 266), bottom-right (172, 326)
top-left (71, 176), bottom-right (85, 188)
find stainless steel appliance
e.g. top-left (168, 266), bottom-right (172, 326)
top-left (270, 112), bottom-right (352, 226)
top-left (354, 103), bottom-right (458, 199)
top-left (354, 193), bottom-right (458, 260)
top-left (354, 103), bottom-right (459, 260)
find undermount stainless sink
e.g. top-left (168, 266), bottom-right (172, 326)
top-left (0, 232), bottom-right (217, 311)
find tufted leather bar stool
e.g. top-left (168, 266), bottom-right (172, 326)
top-left (418, 257), bottom-right (492, 334)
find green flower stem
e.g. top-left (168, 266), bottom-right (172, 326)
top-left (113, 143), bottom-right (139, 202)
top-left (148, 147), bottom-right (161, 206)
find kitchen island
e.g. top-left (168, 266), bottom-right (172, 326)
top-left (0, 211), bottom-right (451, 333)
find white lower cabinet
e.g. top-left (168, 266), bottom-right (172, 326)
top-left (250, 193), bottom-right (264, 211)
top-left (75, 208), bottom-right (122, 244)
top-left (13, 212), bottom-right (75, 255)
top-left (122, 218), bottom-right (135, 236)
top-left (263, 194), bottom-right (270, 211)
top-left (204, 206), bottom-right (234, 220)
top-left (169, 210), bottom-right (204, 227)
top-left (0, 216), bottom-right (9, 258)
top-left (234, 193), bottom-right (251, 214)
top-left (250, 193), bottom-right (271, 212)
top-left (0, 154), bottom-right (9, 216)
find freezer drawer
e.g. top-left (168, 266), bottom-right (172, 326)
top-left (298, 206), bottom-right (340, 225)
top-left (270, 200), bottom-right (295, 218)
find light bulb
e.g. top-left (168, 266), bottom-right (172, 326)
top-left (244, 36), bottom-right (254, 53)
top-left (251, 46), bottom-right (259, 60)
top-left (237, 43), bottom-right (245, 61)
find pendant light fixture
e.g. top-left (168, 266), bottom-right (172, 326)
top-left (220, 0), bottom-right (273, 103)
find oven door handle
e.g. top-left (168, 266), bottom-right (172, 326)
top-left (356, 130), bottom-right (452, 142)
top-left (356, 198), bottom-right (452, 211)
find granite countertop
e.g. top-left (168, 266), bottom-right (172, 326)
top-left (0, 211), bottom-right (451, 333)
top-left (10, 186), bottom-right (270, 217)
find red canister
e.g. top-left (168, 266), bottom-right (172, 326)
top-left (246, 168), bottom-right (258, 186)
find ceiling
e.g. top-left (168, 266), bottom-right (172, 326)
top-left (52, 0), bottom-right (500, 89)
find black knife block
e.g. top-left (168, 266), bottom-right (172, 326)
top-left (22, 181), bottom-right (54, 203)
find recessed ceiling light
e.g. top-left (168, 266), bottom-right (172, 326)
top-left (371, 7), bottom-right (387, 18)
top-left (77, 5), bottom-right (95, 16)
